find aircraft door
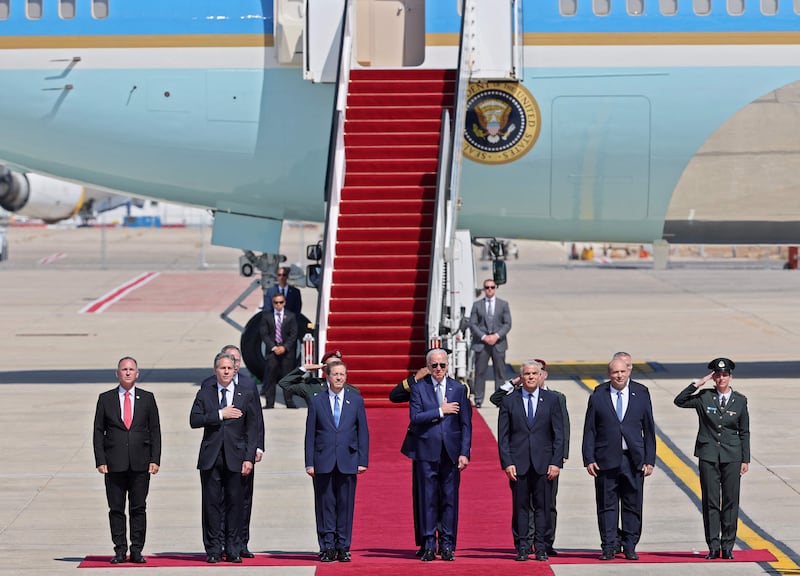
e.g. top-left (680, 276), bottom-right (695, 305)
top-left (304, 0), bottom-right (345, 82)
top-left (469, 0), bottom-right (521, 81)
top-left (355, 0), bottom-right (425, 67)
top-left (275, 0), bottom-right (304, 65)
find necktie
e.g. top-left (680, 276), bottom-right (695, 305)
top-left (123, 391), bottom-right (132, 429)
top-left (275, 313), bottom-right (283, 344)
top-left (487, 299), bottom-right (494, 317)
top-left (526, 393), bottom-right (534, 427)
top-left (333, 395), bottom-right (341, 428)
top-left (437, 383), bottom-right (445, 405)
top-left (220, 388), bottom-right (228, 409)
top-left (616, 391), bottom-right (624, 422)
top-left (720, 396), bottom-right (726, 409)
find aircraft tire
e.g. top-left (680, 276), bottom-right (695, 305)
top-left (241, 311), bottom-right (266, 382)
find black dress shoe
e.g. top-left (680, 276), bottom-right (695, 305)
top-left (109, 554), bottom-right (126, 564)
top-left (546, 546), bottom-right (559, 557)
top-left (227, 554), bottom-right (242, 563)
top-left (515, 547), bottom-right (529, 561)
top-left (420, 548), bottom-right (436, 562)
top-left (624, 549), bottom-right (639, 560)
top-left (599, 549), bottom-right (615, 561)
top-left (129, 553), bottom-right (146, 564)
top-left (722, 549), bottom-right (734, 560)
top-left (206, 554), bottom-right (220, 564)
top-left (534, 549), bottom-right (548, 561)
top-left (415, 546), bottom-right (425, 557)
top-left (336, 549), bottom-right (351, 562)
top-left (440, 548), bottom-right (455, 561)
top-left (320, 549), bottom-right (336, 562)
top-left (240, 548), bottom-right (255, 559)
top-left (705, 549), bottom-right (721, 559)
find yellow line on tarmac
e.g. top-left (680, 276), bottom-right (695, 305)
top-left (580, 377), bottom-right (799, 574)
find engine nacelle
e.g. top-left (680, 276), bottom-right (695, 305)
top-left (0, 168), bottom-right (85, 223)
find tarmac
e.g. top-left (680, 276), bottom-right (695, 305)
top-left (1, 224), bottom-right (799, 575)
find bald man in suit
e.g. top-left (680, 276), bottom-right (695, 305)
top-left (93, 356), bottom-right (161, 565)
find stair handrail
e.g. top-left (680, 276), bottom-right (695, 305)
top-left (316, 0), bottom-right (354, 360)
top-left (427, 0), bottom-right (475, 353)
top-left (426, 109), bottom-right (452, 350)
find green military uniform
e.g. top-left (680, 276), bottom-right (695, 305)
top-left (674, 382), bottom-right (750, 553)
top-left (278, 367), bottom-right (360, 405)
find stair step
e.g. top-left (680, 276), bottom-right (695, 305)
top-left (329, 297), bottom-right (427, 313)
top-left (350, 68), bottom-right (455, 81)
top-left (347, 93), bottom-right (454, 107)
top-left (330, 284), bottom-right (429, 299)
top-left (344, 173), bottom-right (438, 187)
top-left (336, 227), bottom-right (433, 243)
top-left (339, 199), bottom-right (431, 215)
top-left (346, 145), bottom-right (440, 160)
top-left (346, 159), bottom-right (439, 174)
top-left (328, 311), bottom-right (426, 326)
top-left (345, 133), bottom-right (442, 147)
top-left (327, 326), bottom-right (425, 340)
top-left (347, 106), bottom-right (446, 121)
top-left (325, 341), bottom-right (428, 357)
top-left (335, 241), bottom-right (432, 256)
top-left (333, 255), bottom-right (431, 270)
top-left (345, 118), bottom-right (442, 134)
top-left (338, 213), bottom-right (433, 228)
top-left (340, 186), bottom-right (435, 202)
top-left (331, 269), bottom-right (428, 284)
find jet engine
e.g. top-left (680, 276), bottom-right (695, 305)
top-left (0, 168), bottom-right (85, 223)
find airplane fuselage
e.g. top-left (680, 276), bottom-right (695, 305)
top-left (1, 1), bottom-right (799, 248)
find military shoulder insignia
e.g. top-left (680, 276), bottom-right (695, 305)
top-left (463, 82), bottom-right (541, 165)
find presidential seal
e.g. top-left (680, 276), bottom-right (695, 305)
top-left (463, 82), bottom-right (540, 165)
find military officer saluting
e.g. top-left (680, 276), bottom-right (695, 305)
top-left (674, 357), bottom-right (750, 561)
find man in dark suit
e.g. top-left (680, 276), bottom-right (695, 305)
top-left (674, 357), bottom-right (750, 560)
top-left (582, 357), bottom-right (656, 561)
top-left (492, 359), bottom-right (571, 557)
top-left (190, 352), bottom-right (262, 564)
top-left (265, 266), bottom-right (302, 316)
top-left (260, 293), bottom-right (298, 408)
top-left (498, 360), bottom-right (564, 561)
top-left (93, 356), bottom-right (161, 565)
top-left (200, 345), bottom-right (264, 558)
top-left (409, 349), bottom-right (472, 561)
top-left (305, 360), bottom-right (369, 563)
top-left (469, 279), bottom-right (512, 407)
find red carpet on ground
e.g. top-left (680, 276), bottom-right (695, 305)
top-left (79, 407), bottom-right (776, 572)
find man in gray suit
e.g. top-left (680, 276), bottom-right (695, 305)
top-left (469, 279), bottom-right (512, 407)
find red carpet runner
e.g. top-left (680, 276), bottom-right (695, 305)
top-left (79, 408), bottom-right (776, 572)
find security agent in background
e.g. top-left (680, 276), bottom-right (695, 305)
top-left (674, 357), bottom-right (750, 560)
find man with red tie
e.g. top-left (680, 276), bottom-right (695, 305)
top-left (93, 356), bottom-right (162, 565)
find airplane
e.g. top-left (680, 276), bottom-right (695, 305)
top-left (1, 0), bottom-right (799, 388)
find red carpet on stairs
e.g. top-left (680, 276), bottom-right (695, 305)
top-left (325, 69), bottom-right (457, 401)
top-left (79, 408), bottom-right (777, 572)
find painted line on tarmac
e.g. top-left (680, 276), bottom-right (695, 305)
top-left (79, 272), bottom-right (159, 314)
top-left (577, 375), bottom-right (800, 574)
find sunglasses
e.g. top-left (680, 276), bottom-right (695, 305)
top-left (429, 363), bottom-right (447, 369)
top-left (273, 300), bottom-right (285, 304)
top-left (277, 273), bottom-right (287, 277)
top-left (484, 285), bottom-right (497, 290)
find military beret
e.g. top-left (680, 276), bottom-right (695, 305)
top-left (534, 358), bottom-right (547, 370)
top-left (708, 357), bottom-right (735, 373)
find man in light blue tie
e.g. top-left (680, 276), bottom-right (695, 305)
top-left (582, 358), bottom-right (656, 562)
top-left (497, 361), bottom-right (563, 562)
top-left (305, 360), bottom-right (369, 563)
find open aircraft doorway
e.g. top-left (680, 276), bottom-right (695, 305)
top-left (355, 0), bottom-right (425, 67)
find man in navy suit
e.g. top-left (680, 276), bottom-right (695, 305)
top-left (305, 360), bottom-right (369, 563)
top-left (200, 345), bottom-right (264, 558)
top-left (498, 360), bottom-right (564, 562)
top-left (582, 358), bottom-right (656, 561)
top-left (260, 293), bottom-right (298, 408)
top-left (93, 356), bottom-right (161, 565)
top-left (409, 349), bottom-right (472, 561)
top-left (469, 279), bottom-right (512, 407)
top-left (190, 352), bottom-right (262, 564)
